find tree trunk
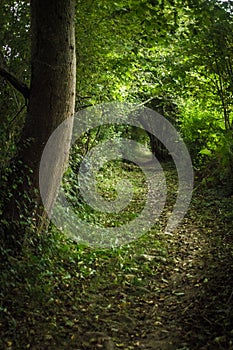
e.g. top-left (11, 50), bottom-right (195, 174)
top-left (1, 0), bottom-right (76, 249)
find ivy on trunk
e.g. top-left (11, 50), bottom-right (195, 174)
top-left (0, 0), bottom-right (76, 250)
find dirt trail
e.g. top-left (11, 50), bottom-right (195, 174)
top-left (1, 170), bottom-right (233, 350)
top-left (60, 187), bottom-right (233, 350)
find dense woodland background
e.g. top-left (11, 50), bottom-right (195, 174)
top-left (1, 0), bottom-right (233, 349)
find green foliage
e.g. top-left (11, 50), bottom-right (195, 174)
top-left (0, 1), bottom-right (30, 168)
top-left (1, 0), bottom-right (233, 184)
top-left (1, 163), bottom-right (233, 349)
top-left (61, 156), bottom-right (147, 239)
top-left (0, 162), bottom-right (167, 349)
top-left (1, 1), bottom-right (233, 348)
top-left (178, 99), bottom-right (224, 163)
top-left (176, 95), bottom-right (233, 190)
top-left (215, 130), bottom-right (233, 185)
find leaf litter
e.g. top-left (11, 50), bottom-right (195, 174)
top-left (1, 164), bottom-right (233, 349)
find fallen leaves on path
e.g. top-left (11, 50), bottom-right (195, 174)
top-left (1, 165), bottom-right (233, 349)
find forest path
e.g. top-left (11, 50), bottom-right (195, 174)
top-left (61, 165), bottom-right (233, 350)
top-left (1, 165), bottom-right (233, 350)
top-left (75, 215), bottom-right (232, 349)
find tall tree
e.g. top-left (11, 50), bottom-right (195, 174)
top-left (0, 0), bottom-right (76, 249)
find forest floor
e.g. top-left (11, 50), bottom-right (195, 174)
top-left (1, 163), bottom-right (233, 350)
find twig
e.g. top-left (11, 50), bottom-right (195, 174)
top-left (135, 96), bottom-right (158, 108)
top-left (9, 104), bottom-right (27, 126)
top-left (227, 290), bottom-right (233, 305)
top-left (76, 104), bottom-right (93, 111)
top-left (76, 94), bottom-right (92, 100)
top-left (0, 65), bottom-right (30, 99)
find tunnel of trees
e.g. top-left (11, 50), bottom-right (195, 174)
top-left (1, 0), bottom-right (233, 349)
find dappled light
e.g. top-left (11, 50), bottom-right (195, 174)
top-left (1, 0), bottom-right (233, 349)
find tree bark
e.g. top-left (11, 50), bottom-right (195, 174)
top-left (1, 0), bottom-right (76, 248)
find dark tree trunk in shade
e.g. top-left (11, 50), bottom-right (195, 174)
top-left (1, 0), bottom-right (76, 249)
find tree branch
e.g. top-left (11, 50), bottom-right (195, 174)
top-left (135, 96), bottom-right (158, 108)
top-left (0, 66), bottom-right (30, 99)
